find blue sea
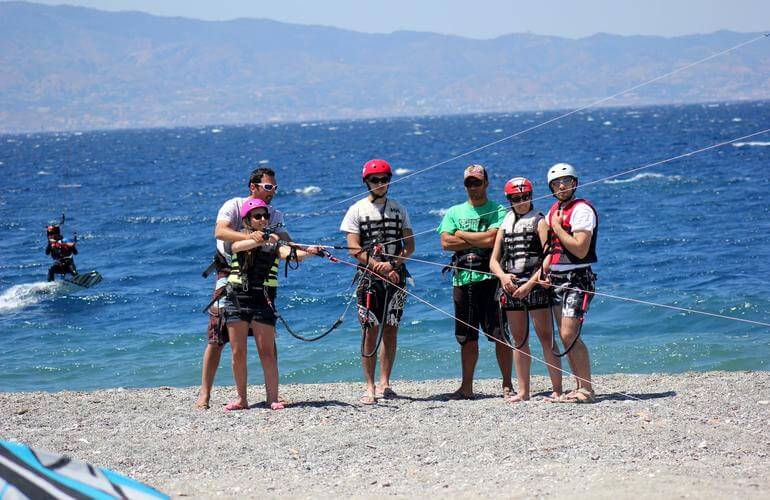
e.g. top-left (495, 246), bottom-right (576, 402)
top-left (1, 101), bottom-right (769, 393)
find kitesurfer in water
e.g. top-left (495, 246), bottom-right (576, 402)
top-left (221, 198), bottom-right (317, 411)
top-left (438, 164), bottom-right (512, 400)
top-left (195, 167), bottom-right (290, 410)
top-left (45, 223), bottom-right (78, 281)
top-left (543, 163), bottom-right (598, 404)
top-left (340, 159), bottom-right (415, 405)
top-left (490, 177), bottom-right (562, 402)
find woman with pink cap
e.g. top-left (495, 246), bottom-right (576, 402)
top-left (220, 198), bottom-right (317, 411)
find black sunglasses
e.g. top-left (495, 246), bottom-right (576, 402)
top-left (464, 179), bottom-right (484, 188)
top-left (367, 176), bottom-right (390, 185)
top-left (507, 194), bottom-right (532, 203)
top-left (249, 212), bottom-right (270, 220)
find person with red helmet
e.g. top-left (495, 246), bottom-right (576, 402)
top-left (544, 162), bottom-right (598, 404)
top-left (45, 221), bottom-right (78, 281)
top-left (218, 198), bottom-right (317, 411)
top-left (340, 158), bottom-right (415, 405)
top-left (490, 177), bottom-right (563, 403)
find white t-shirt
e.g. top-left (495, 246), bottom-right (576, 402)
top-left (214, 196), bottom-right (287, 288)
top-left (548, 202), bottom-right (596, 271)
top-left (340, 198), bottom-right (411, 258)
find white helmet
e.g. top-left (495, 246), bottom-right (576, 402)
top-left (547, 162), bottom-right (578, 184)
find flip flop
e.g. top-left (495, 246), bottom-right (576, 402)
top-left (270, 402), bottom-right (285, 411)
top-left (224, 402), bottom-right (249, 412)
top-left (506, 393), bottom-right (529, 403)
top-left (359, 393), bottom-right (377, 405)
top-left (550, 388), bottom-right (596, 404)
top-left (194, 402), bottom-right (210, 410)
top-left (446, 390), bottom-right (475, 401)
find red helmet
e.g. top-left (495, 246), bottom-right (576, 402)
top-left (504, 177), bottom-right (533, 196)
top-left (361, 159), bottom-right (392, 179)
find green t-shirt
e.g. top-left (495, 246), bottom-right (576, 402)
top-left (437, 200), bottom-right (507, 286)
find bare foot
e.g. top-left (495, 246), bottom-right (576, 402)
top-left (360, 393), bottom-right (377, 405)
top-left (224, 400), bottom-right (249, 411)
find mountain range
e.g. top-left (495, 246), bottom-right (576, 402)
top-left (1, 1), bottom-right (768, 133)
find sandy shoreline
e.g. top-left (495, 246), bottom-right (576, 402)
top-left (2, 371), bottom-right (769, 499)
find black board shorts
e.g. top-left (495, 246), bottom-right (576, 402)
top-left (453, 278), bottom-right (503, 345)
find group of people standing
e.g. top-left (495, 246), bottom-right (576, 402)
top-left (195, 158), bottom-right (599, 411)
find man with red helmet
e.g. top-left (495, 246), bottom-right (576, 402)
top-left (544, 162), bottom-right (598, 404)
top-left (438, 164), bottom-right (511, 400)
top-left (340, 158), bottom-right (415, 405)
top-left (490, 177), bottom-right (563, 402)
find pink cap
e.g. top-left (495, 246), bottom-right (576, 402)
top-left (240, 198), bottom-right (269, 219)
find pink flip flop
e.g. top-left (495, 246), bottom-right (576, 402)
top-left (270, 402), bottom-right (285, 410)
top-left (224, 402), bottom-right (249, 412)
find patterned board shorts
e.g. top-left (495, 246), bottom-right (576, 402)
top-left (356, 272), bottom-right (407, 329)
top-left (549, 268), bottom-right (596, 319)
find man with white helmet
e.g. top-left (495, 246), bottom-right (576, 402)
top-left (544, 163), bottom-right (598, 403)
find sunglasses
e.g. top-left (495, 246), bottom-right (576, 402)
top-left (507, 194), bottom-right (532, 203)
top-left (464, 179), bottom-right (484, 188)
top-left (550, 177), bottom-right (575, 188)
top-left (249, 212), bottom-right (270, 221)
top-left (255, 183), bottom-right (278, 192)
top-left (367, 176), bottom-right (390, 185)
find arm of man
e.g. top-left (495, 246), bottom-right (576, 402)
top-left (215, 220), bottom-right (251, 242)
top-left (440, 232), bottom-right (472, 251)
top-left (455, 228), bottom-right (498, 248)
top-left (346, 232), bottom-right (390, 275)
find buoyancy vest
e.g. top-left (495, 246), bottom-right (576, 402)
top-left (502, 210), bottom-right (544, 274)
top-left (48, 240), bottom-right (76, 260)
top-left (547, 198), bottom-right (598, 266)
top-left (359, 199), bottom-right (404, 262)
top-left (227, 244), bottom-right (280, 290)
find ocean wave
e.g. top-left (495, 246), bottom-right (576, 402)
top-left (293, 186), bottom-right (321, 195)
top-left (210, 128), bottom-right (222, 133)
top-left (0, 282), bottom-right (59, 313)
top-left (429, 208), bottom-right (448, 217)
top-left (57, 184), bottom-right (82, 188)
top-left (395, 168), bottom-right (411, 175)
top-left (604, 173), bottom-right (681, 185)
top-left (37, 170), bottom-right (52, 175)
top-left (732, 141), bottom-right (770, 147)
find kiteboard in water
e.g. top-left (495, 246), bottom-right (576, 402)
top-left (60, 271), bottom-right (102, 289)
top-left (0, 440), bottom-right (168, 499)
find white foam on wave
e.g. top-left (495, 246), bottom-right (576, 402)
top-left (259, 159), bottom-right (269, 164)
top-left (395, 168), bottom-right (411, 175)
top-left (604, 173), bottom-right (681, 184)
top-left (37, 170), bottom-right (51, 175)
top-left (293, 186), bottom-right (321, 195)
top-left (603, 121), bottom-right (612, 126)
top-left (732, 117), bottom-right (742, 122)
top-left (57, 184), bottom-right (81, 188)
top-left (210, 128), bottom-right (222, 133)
top-left (732, 141), bottom-right (770, 147)
top-left (429, 208), bottom-right (448, 217)
top-left (0, 282), bottom-right (59, 313)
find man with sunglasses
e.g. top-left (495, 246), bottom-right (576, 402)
top-left (195, 167), bottom-right (290, 410)
top-left (438, 164), bottom-right (512, 400)
top-left (340, 158), bottom-right (414, 405)
top-left (544, 162), bottom-right (598, 404)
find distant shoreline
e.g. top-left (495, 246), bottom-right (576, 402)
top-left (2, 371), bottom-right (768, 498)
top-left (2, 98), bottom-right (768, 136)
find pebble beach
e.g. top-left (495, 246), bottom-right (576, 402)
top-left (2, 371), bottom-right (769, 499)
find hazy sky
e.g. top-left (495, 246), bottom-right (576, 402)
top-left (17, 0), bottom-right (770, 39)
